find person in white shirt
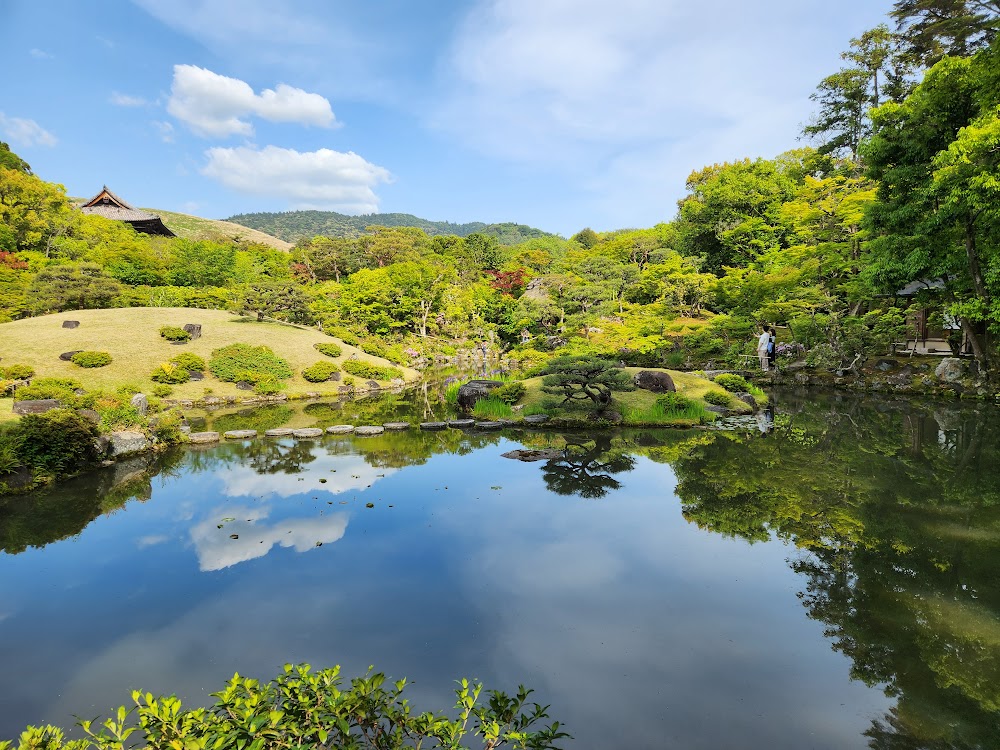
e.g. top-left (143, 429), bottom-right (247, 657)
top-left (757, 326), bottom-right (771, 371)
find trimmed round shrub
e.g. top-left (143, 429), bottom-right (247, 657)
top-left (16, 408), bottom-right (99, 476)
top-left (714, 374), bottom-right (751, 392)
top-left (159, 325), bottom-right (191, 342)
top-left (14, 377), bottom-right (89, 407)
top-left (151, 362), bottom-right (191, 384)
top-left (656, 392), bottom-right (694, 411)
top-left (703, 390), bottom-right (732, 406)
top-left (169, 352), bottom-right (206, 372)
top-left (342, 360), bottom-right (403, 381)
top-left (314, 342), bottom-right (343, 358)
top-left (253, 378), bottom-right (284, 395)
top-left (151, 383), bottom-right (174, 398)
top-left (2, 363), bottom-right (34, 380)
top-left (492, 381), bottom-right (526, 405)
top-left (209, 343), bottom-right (292, 383)
top-left (302, 360), bottom-right (341, 383)
top-left (70, 351), bottom-right (113, 368)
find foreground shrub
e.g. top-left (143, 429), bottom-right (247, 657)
top-left (2, 663), bottom-right (568, 750)
top-left (70, 351), bottom-right (112, 368)
top-left (656, 392), bottom-right (694, 411)
top-left (472, 396), bottom-right (514, 420)
top-left (209, 343), bottom-right (292, 383)
top-left (96, 400), bottom-right (143, 432)
top-left (253, 378), bottom-right (284, 395)
top-left (314, 342), bottom-right (343, 358)
top-left (713, 374), bottom-right (750, 392)
top-left (159, 325), bottom-right (190, 342)
top-left (150, 362), bottom-right (190, 384)
top-left (302, 360), bottom-right (341, 382)
top-left (169, 352), bottom-right (206, 372)
top-left (492, 381), bottom-right (526, 405)
top-left (2, 364), bottom-right (34, 380)
top-left (15, 409), bottom-right (99, 476)
top-left (13, 378), bottom-right (89, 408)
top-left (342, 360), bottom-right (403, 381)
top-left (0, 425), bottom-right (23, 476)
top-left (150, 384), bottom-right (173, 397)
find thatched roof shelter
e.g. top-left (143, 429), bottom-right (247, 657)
top-left (79, 186), bottom-right (175, 236)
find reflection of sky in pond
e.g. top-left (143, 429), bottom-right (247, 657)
top-left (0, 431), bottom-right (897, 748)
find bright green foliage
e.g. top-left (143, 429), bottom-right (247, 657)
top-left (0, 167), bottom-right (71, 253)
top-left (150, 384), bottom-right (172, 397)
top-left (150, 362), bottom-right (190, 384)
top-left (656, 392), bottom-right (695, 411)
top-left (168, 352), bottom-right (206, 372)
top-left (472, 396), bottom-right (514, 419)
top-left (492, 381), bottom-right (527, 405)
top-left (0, 425), bottom-right (23, 476)
top-left (624, 394), bottom-right (708, 424)
top-left (168, 239), bottom-right (237, 287)
top-left (239, 280), bottom-right (311, 322)
top-left (252, 378), bottom-right (284, 395)
top-left (714, 374), bottom-right (752, 392)
top-left (341, 360), bottom-right (403, 381)
top-left (541, 356), bottom-right (634, 407)
top-left (0, 663), bottom-right (568, 750)
top-left (314, 341), bottom-right (343, 358)
top-left (209, 343), bottom-right (293, 384)
top-left (15, 409), bottom-right (99, 476)
top-left (96, 400), bottom-right (142, 432)
top-left (302, 360), bottom-right (341, 382)
top-left (2, 364), bottom-right (34, 379)
top-left (27, 263), bottom-right (122, 314)
top-left (703, 390), bottom-right (732, 406)
top-left (70, 351), bottom-right (112, 368)
top-left (13, 378), bottom-right (89, 407)
top-left (0, 142), bottom-right (31, 174)
top-left (158, 325), bottom-right (190, 342)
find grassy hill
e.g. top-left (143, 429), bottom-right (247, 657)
top-left (143, 209), bottom-right (292, 250)
top-left (225, 210), bottom-right (558, 244)
top-left (0, 308), bottom-right (416, 404)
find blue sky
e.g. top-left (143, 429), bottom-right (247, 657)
top-left (1, 0), bottom-right (894, 236)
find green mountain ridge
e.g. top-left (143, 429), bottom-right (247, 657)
top-left (225, 209), bottom-right (559, 244)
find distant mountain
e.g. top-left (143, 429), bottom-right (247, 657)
top-left (224, 210), bottom-right (558, 244)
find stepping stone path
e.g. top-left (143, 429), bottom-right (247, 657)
top-left (420, 422), bottom-right (448, 430)
top-left (326, 425), bottom-right (355, 434)
top-left (475, 421), bottom-right (503, 430)
top-left (292, 428), bottom-right (324, 438)
top-left (224, 430), bottom-right (257, 439)
top-left (188, 431), bottom-right (220, 444)
top-left (448, 419), bottom-right (475, 428)
top-left (354, 425), bottom-right (385, 436)
top-left (523, 414), bottom-right (550, 424)
top-left (264, 428), bottom-right (294, 437)
top-left (383, 422), bottom-right (410, 431)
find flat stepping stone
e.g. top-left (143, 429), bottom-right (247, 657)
top-left (475, 421), bottom-right (504, 430)
top-left (264, 428), bottom-right (294, 437)
top-left (354, 425), bottom-right (385, 436)
top-left (501, 449), bottom-right (564, 462)
top-left (523, 414), bottom-right (550, 424)
top-left (448, 419), bottom-right (475, 428)
top-left (383, 422), bottom-right (410, 430)
top-left (292, 428), bottom-right (325, 438)
top-left (188, 431), bottom-right (220, 444)
top-left (326, 425), bottom-right (355, 434)
top-left (224, 430), bottom-right (258, 439)
top-left (420, 421), bottom-right (448, 430)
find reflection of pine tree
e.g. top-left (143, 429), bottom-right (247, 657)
top-left (542, 436), bottom-right (635, 499)
top-left (245, 440), bottom-right (318, 475)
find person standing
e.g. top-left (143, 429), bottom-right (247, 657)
top-left (767, 328), bottom-right (777, 371)
top-left (757, 326), bottom-right (771, 371)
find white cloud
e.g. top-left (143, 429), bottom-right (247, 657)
top-left (189, 504), bottom-right (349, 571)
top-left (152, 120), bottom-right (175, 143)
top-left (0, 112), bottom-right (57, 148)
top-left (167, 64), bottom-right (336, 137)
top-left (202, 145), bottom-right (392, 213)
top-left (29, 48), bottom-right (52, 59)
top-left (110, 91), bottom-right (148, 107)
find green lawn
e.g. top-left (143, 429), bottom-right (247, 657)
top-left (0, 308), bottom-right (417, 403)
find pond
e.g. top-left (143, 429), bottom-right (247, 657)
top-left (1, 390), bottom-right (999, 748)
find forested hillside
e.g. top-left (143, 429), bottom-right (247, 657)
top-left (225, 210), bottom-right (555, 244)
top-left (1, 0), bottom-right (998, 381)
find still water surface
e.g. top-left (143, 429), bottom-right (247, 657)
top-left (1, 390), bottom-right (999, 748)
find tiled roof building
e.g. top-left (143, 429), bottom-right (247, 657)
top-left (79, 186), bottom-right (175, 236)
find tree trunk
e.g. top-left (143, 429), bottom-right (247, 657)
top-left (959, 317), bottom-right (989, 369)
top-left (966, 215), bottom-right (987, 300)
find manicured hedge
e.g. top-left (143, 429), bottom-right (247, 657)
top-left (342, 360), bottom-right (403, 381)
top-left (70, 351), bottom-right (112, 368)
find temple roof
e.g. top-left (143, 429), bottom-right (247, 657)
top-left (78, 186), bottom-right (175, 236)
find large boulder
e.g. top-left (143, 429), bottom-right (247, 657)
top-left (633, 370), bottom-right (675, 393)
top-left (182, 323), bottom-right (202, 340)
top-left (935, 357), bottom-right (966, 383)
top-left (109, 431), bottom-right (150, 458)
top-left (59, 350), bottom-right (83, 361)
top-left (61, 320), bottom-right (79, 329)
top-left (457, 380), bottom-right (503, 411)
top-left (13, 399), bottom-right (61, 415)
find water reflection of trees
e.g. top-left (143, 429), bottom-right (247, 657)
top-left (673, 393), bottom-right (1000, 748)
top-left (541, 435), bottom-right (636, 498)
